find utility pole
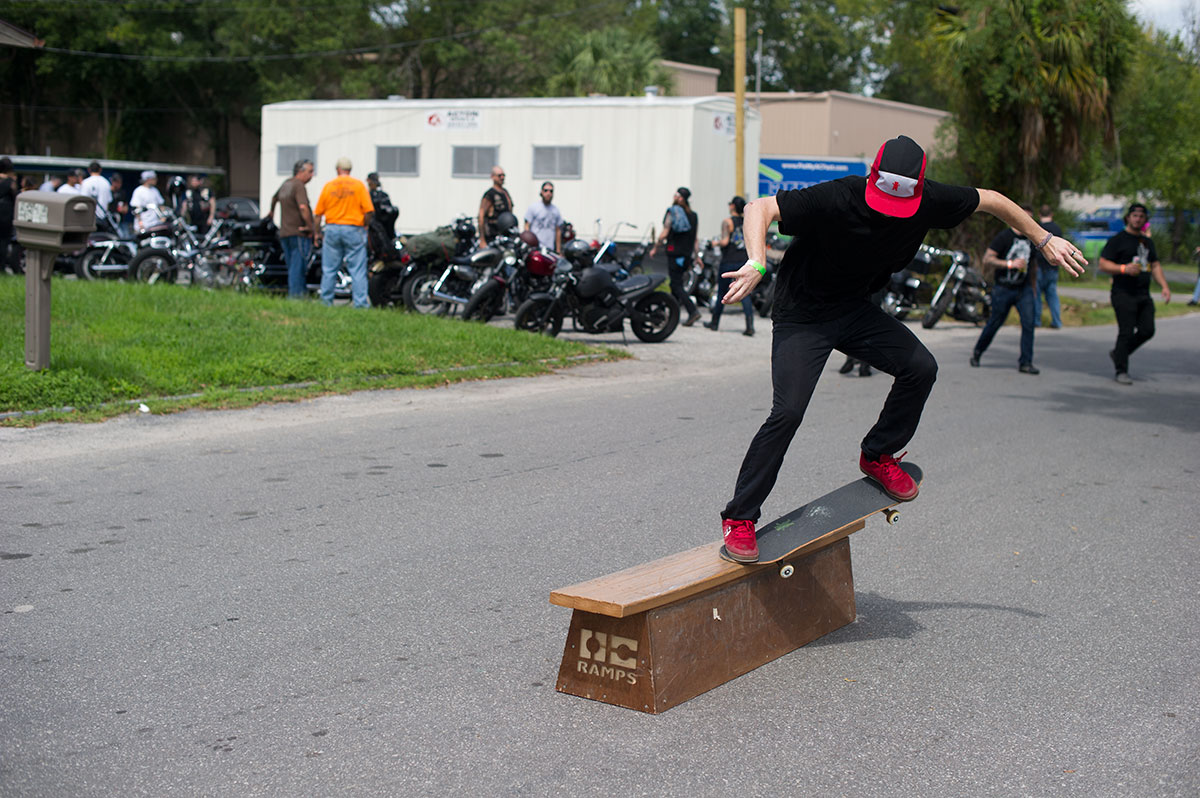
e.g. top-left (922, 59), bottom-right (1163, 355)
top-left (734, 7), bottom-right (746, 197)
top-left (756, 28), bottom-right (763, 110)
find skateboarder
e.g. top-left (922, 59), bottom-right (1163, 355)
top-left (717, 135), bottom-right (1087, 562)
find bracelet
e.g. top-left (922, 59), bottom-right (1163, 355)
top-left (1006, 260), bottom-right (1012, 269)
top-left (1120, 264), bottom-right (1127, 274)
top-left (747, 259), bottom-right (766, 276)
top-left (1034, 231), bottom-right (1053, 250)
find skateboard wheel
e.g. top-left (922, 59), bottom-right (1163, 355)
top-left (779, 563), bottom-right (795, 579)
top-left (884, 509), bottom-right (900, 525)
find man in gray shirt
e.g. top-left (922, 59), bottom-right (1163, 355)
top-left (523, 181), bottom-right (563, 251)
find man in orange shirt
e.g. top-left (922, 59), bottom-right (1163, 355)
top-left (313, 156), bottom-right (374, 307)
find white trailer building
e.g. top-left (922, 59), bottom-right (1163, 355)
top-left (259, 96), bottom-right (761, 243)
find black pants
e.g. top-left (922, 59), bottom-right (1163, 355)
top-left (0, 222), bottom-right (12, 273)
top-left (669, 256), bottom-right (698, 317)
top-left (1111, 290), bottom-right (1155, 373)
top-left (710, 269), bottom-right (754, 328)
top-left (723, 300), bottom-right (938, 521)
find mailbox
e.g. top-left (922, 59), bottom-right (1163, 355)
top-left (14, 190), bottom-right (96, 253)
top-left (15, 191), bottom-right (96, 371)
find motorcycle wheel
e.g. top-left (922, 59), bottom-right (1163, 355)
top-left (75, 247), bottom-right (130, 281)
top-left (514, 297), bottom-right (563, 337)
top-left (129, 249), bottom-right (178, 284)
top-left (881, 291), bottom-right (909, 321)
top-left (630, 292), bottom-right (680, 343)
top-left (681, 268), bottom-right (697, 295)
top-left (462, 280), bottom-right (504, 322)
top-left (402, 269), bottom-right (449, 316)
top-left (368, 270), bottom-right (402, 308)
top-left (921, 282), bottom-right (955, 328)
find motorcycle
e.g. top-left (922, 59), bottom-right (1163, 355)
top-left (126, 208), bottom-right (236, 285)
top-left (461, 231), bottom-right (546, 322)
top-left (405, 213), bottom-right (515, 316)
top-left (513, 257), bottom-right (680, 342)
top-left (371, 215), bottom-right (476, 311)
top-left (920, 245), bottom-right (990, 328)
top-left (73, 209), bottom-right (140, 280)
top-left (881, 244), bottom-right (935, 320)
top-left (684, 240), bottom-right (722, 311)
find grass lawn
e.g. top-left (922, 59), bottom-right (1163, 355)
top-left (0, 277), bottom-right (624, 425)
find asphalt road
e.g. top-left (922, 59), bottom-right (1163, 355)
top-left (2, 309), bottom-right (1198, 797)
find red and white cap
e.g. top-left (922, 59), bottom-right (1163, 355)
top-left (865, 135), bottom-right (927, 218)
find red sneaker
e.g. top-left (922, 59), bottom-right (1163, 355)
top-left (859, 451), bottom-right (919, 501)
top-left (722, 518), bottom-right (759, 563)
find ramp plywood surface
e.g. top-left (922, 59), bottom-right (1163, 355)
top-left (550, 519), bottom-right (864, 618)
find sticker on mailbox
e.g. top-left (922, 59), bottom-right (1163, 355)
top-left (17, 201), bottom-right (48, 225)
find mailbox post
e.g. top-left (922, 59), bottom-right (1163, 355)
top-left (13, 191), bottom-right (96, 371)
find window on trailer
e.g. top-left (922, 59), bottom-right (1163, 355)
top-left (277, 145), bottom-right (317, 175)
top-left (377, 146), bottom-right (419, 177)
top-left (452, 146), bottom-right (498, 178)
top-left (532, 146), bottom-right (582, 179)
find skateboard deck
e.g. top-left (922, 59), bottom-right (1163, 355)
top-left (720, 463), bottom-right (923, 571)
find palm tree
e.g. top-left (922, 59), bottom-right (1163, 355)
top-left (546, 28), bottom-right (672, 97)
top-left (932, 0), bottom-right (1138, 200)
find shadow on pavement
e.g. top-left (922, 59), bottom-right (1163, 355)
top-left (809, 590), bottom-right (1046, 645)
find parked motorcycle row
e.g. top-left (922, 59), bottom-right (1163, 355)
top-left (44, 199), bottom-right (986, 339)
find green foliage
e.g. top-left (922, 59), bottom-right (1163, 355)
top-left (649, 0), bottom-right (725, 71)
top-left (929, 0), bottom-right (1140, 203)
top-left (1105, 29), bottom-right (1200, 259)
top-left (545, 27), bottom-right (672, 97)
top-left (737, 0), bottom-right (881, 92)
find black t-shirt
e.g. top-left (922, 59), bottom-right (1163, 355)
top-left (773, 176), bottom-right (979, 321)
top-left (666, 208), bottom-right (698, 258)
top-left (720, 216), bottom-right (746, 265)
top-left (1032, 220), bottom-right (1063, 271)
top-left (1100, 230), bottom-right (1157, 294)
top-left (988, 228), bottom-right (1032, 288)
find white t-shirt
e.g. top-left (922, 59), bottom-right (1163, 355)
top-left (524, 201), bottom-right (563, 250)
top-left (130, 184), bottom-right (166, 231)
top-left (80, 174), bottom-right (113, 218)
top-left (56, 183), bottom-right (82, 195)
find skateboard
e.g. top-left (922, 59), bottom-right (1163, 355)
top-left (720, 462), bottom-right (923, 577)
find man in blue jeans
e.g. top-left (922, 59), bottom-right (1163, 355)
top-left (1032, 204), bottom-right (1064, 327)
top-left (313, 156), bottom-right (374, 308)
top-left (268, 158), bottom-right (316, 298)
top-left (970, 206), bottom-right (1041, 374)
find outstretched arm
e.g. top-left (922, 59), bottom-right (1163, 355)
top-left (976, 189), bottom-right (1086, 277)
top-left (721, 196), bottom-right (779, 304)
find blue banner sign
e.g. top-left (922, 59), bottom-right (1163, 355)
top-left (758, 157), bottom-right (869, 197)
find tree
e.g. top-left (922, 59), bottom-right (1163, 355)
top-left (930, 0), bottom-right (1140, 205)
top-left (650, 0), bottom-right (724, 71)
top-left (1106, 29), bottom-right (1200, 258)
top-left (545, 27), bottom-right (672, 97)
top-left (737, 0), bottom-right (880, 93)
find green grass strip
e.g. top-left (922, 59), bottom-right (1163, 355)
top-left (0, 277), bottom-right (625, 425)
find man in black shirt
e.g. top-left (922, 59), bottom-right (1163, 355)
top-left (717, 135), bottom-right (1087, 563)
top-left (969, 206), bottom-right (1041, 373)
top-left (478, 165), bottom-right (513, 247)
top-left (1098, 203), bottom-right (1171, 385)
